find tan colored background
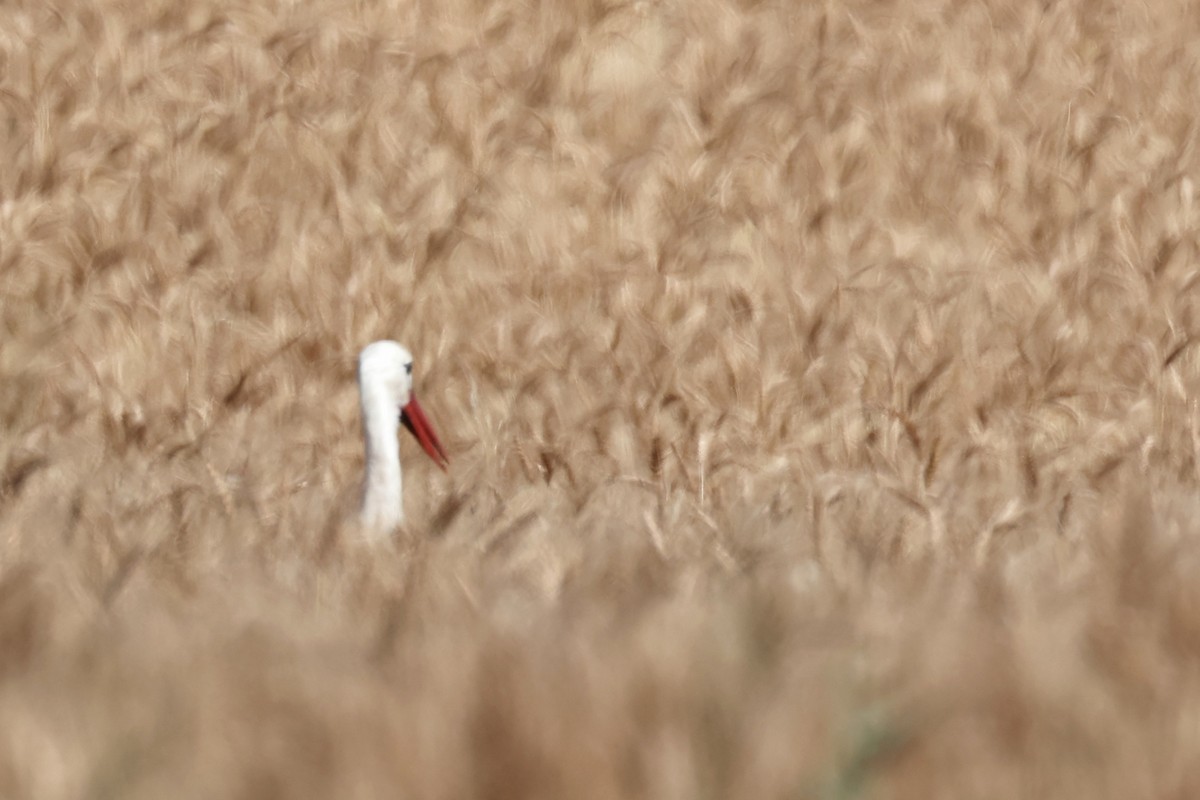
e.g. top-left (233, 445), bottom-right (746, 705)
top-left (3, 0), bottom-right (1200, 797)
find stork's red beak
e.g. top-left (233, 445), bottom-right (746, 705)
top-left (400, 394), bottom-right (449, 472)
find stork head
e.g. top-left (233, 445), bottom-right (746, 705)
top-left (358, 340), bottom-right (449, 471)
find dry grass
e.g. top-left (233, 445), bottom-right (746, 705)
top-left (3, 0), bottom-right (1200, 796)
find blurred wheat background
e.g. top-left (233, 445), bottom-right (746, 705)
top-left (3, 0), bottom-right (1200, 797)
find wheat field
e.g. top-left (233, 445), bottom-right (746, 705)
top-left (2, 0), bottom-right (1200, 797)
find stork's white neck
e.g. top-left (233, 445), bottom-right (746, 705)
top-left (360, 374), bottom-right (403, 535)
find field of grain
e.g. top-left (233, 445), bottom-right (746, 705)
top-left (3, 0), bottom-right (1200, 797)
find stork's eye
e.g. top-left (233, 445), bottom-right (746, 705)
top-left (405, 363), bottom-right (413, 376)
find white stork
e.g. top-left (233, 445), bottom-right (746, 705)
top-left (357, 340), bottom-right (449, 535)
